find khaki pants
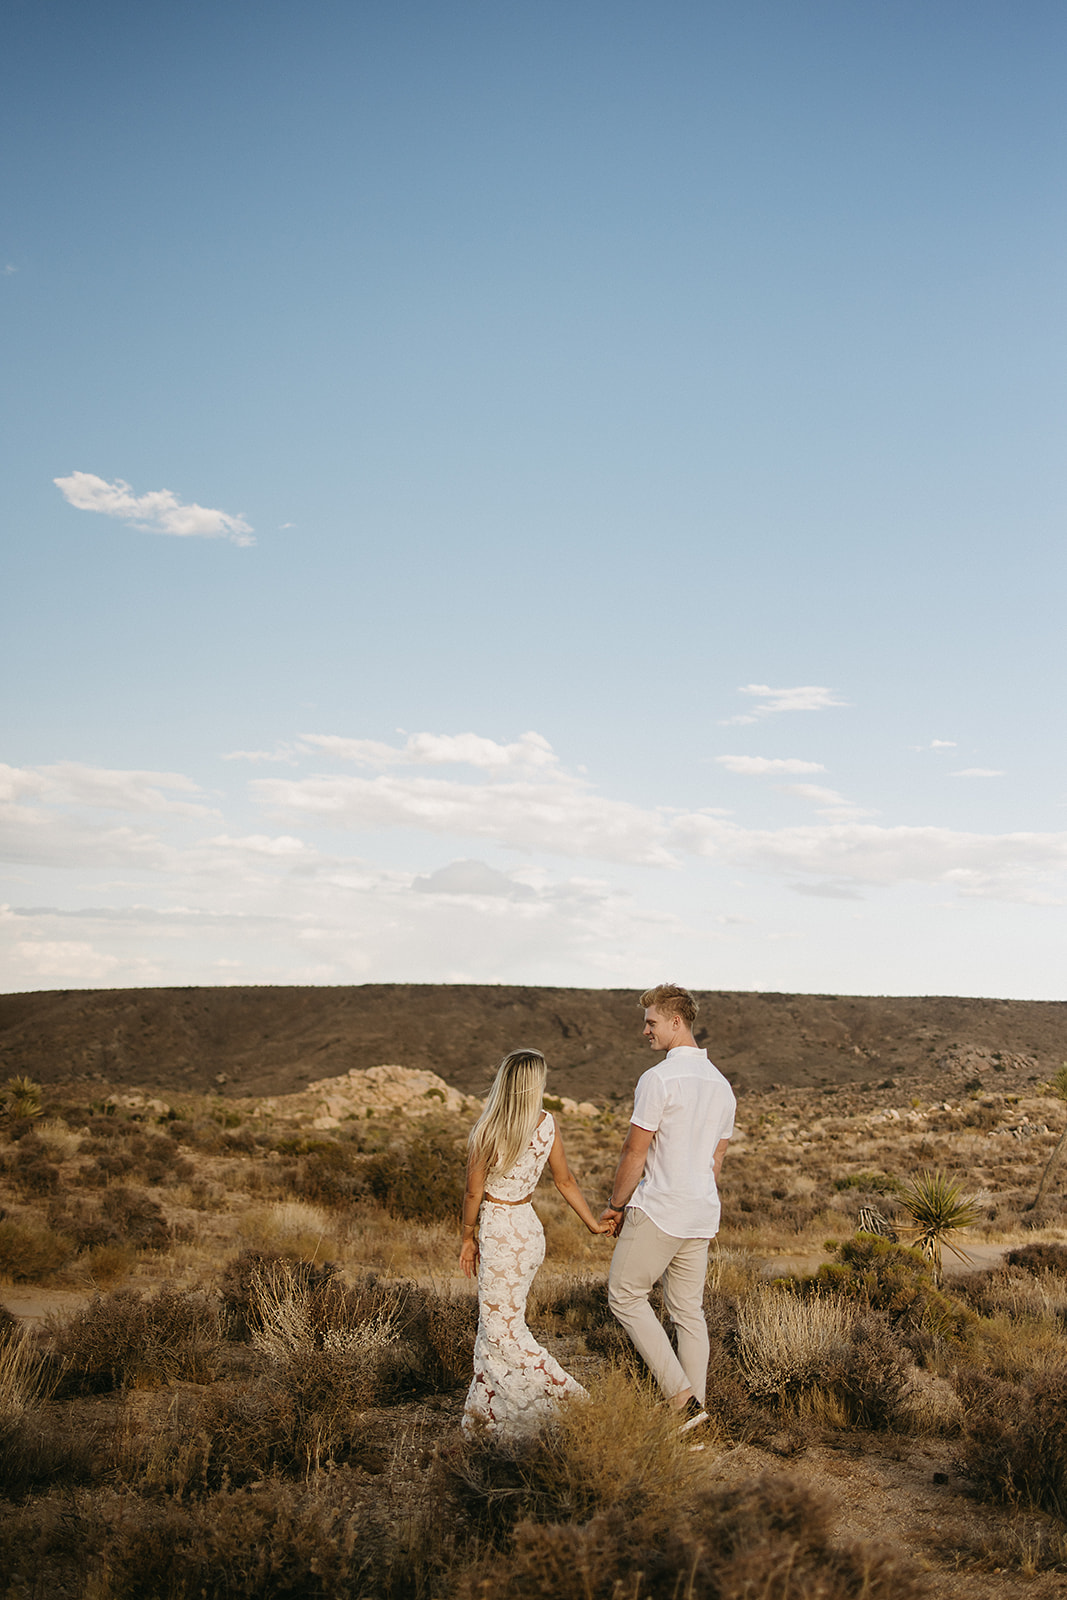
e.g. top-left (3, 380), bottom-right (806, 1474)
top-left (607, 1208), bottom-right (710, 1404)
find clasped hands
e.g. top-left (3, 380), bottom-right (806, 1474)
top-left (598, 1206), bottom-right (624, 1237)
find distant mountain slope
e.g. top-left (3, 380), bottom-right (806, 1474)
top-left (1, 984), bottom-right (1064, 1102)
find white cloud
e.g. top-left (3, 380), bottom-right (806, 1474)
top-left (674, 813), bottom-right (1067, 898)
top-left (950, 769), bottom-right (1005, 779)
top-left (252, 770), bottom-right (676, 866)
top-left (13, 939), bottom-right (128, 981)
top-left (930, 740), bottom-right (957, 750)
top-left (222, 746), bottom-right (299, 764)
top-left (0, 765), bottom-right (46, 804)
top-left (204, 834), bottom-right (307, 857)
top-left (40, 763), bottom-right (214, 817)
top-left (780, 783), bottom-right (876, 821)
top-left (721, 684), bottom-right (848, 725)
top-left (0, 762), bottom-right (210, 870)
top-left (412, 859), bottom-right (536, 899)
top-left (788, 881), bottom-right (865, 901)
top-left (717, 756), bottom-right (826, 776)
top-left (54, 472), bottom-right (254, 547)
top-left (299, 730), bottom-right (559, 771)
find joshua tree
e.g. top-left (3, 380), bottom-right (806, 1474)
top-left (1026, 1064), bottom-right (1067, 1229)
top-left (897, 1169), bottom-right (980, 1286)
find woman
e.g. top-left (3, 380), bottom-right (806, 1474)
top-left (460, 1048), bottom-right (611, 1435)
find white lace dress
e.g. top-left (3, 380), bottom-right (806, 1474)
top-left (463, 1113), bottom-right (587, 1435)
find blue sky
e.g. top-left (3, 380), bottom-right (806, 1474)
top-left (2, 0), bottom-right (1065, 999)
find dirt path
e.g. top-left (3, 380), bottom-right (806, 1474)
top-left (0, 1285), bottom-right (93, 1324)
top-left (763, 1241), bottom-right (1012, 1280)
top-left (705, 1435), bottom-right (1064, 1598)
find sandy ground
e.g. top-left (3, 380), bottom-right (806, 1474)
top-left (706, 1437), bottom-right (1066, 1599)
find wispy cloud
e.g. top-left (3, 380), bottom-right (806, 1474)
top-left (54, 472), bottom-right (254, 546)
top-left (951, 768), bottom-right (1005, 779)
top-left (412, 859), bottom-right (536, 900)
top-left (674, 813), bottom-right (1067, 901)
top-left (720, 684), bottom-right (848, 726)
top-left (788, 880), bottom-right (864, 901)
top-left (252, 770), bottom-right (676, 866)
top-left (717, 756), bottom-right (826, 776)
top-left (299, 730), bottom-right (560, 771)
top-left (780, 783), bottom-right (876, 820)
top-left (39, 763), bottom-right (215, 817)
top-left (222, 745), bottom-right (300, 765)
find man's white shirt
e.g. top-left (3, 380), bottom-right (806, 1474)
top-left (629, 1045), bottom-right (736, 1238)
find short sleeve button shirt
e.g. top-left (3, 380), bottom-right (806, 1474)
top-left (630, 1046), bottom-right (736, 1238)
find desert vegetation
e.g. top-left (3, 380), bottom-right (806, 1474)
top-left (0, 1058), bottom-right (1065, 1597)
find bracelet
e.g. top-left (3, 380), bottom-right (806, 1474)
top-left (606, 1200), bottom-right (624, 1212)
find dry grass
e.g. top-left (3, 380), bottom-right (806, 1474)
top-left (1, 1078), bottom-right (1066, 1595)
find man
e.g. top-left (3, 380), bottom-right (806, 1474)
top-left (601, 983), bottom-right (735, 1432)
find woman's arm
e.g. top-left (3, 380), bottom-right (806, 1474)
top-left (459, 1153), bottom-right (487, 1278)
top-left (547, 1127), bottom-right (614, 1234)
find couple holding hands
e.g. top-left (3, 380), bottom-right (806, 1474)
top-left (459, 983), bottom-right (736, 1438)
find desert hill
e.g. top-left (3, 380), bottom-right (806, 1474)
top-left (1, 983), bottom-right (1064, 1102)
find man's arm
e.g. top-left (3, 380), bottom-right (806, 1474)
top-left (713, 1136), bottom-right (729, 1187)
top-left (600, 1122), bottom-right (655, 1228)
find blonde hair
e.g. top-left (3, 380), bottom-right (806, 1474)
top-left (640, 982), bottom-right (698, 1027)
top-left (468, 1050), bottom-right (548, 1178)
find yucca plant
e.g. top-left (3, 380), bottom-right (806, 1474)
top-left (897, 1169), bottom-right (980, 1286)
top-left (3, 1075), bottom-right (43, 1120)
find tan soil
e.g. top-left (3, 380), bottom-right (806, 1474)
top-left (705, 1436), bottom-right (1067, 1599)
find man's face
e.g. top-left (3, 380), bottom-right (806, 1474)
top-left (642, 1005), bottom-right (679, 1051)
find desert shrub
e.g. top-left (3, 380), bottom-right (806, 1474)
top-left (81, 1129), bottom-right (188, 1187)
top-left (0, 1217), bottom-right (73, 1280)
top-left (219, 1250), bottom-right (338, 1340)
top-left (7, 1135), bottom-right (61, 1194)
top-left (221, 1253), bottom-right (476, 1398)
top-left (82, 1481), bottom-right (384, 1599)
top-left (454, 1470), bottom-right (927, 1600)
top-left (734, 1291), bottom-right (911, 1428)
top-left (32, 1118), bottom-right (83, 1161)
top-left (954, 1362), bottom-right (1067, 1517)
top-left (448, 1370), bottom-right (706, 1543)
top-left (123, 1382), bottom-right (301, 1491)
top-left (50, 1285), bottom-right (222, 1393)
top-left (1006, 1241), bottom-right (1067, 1276)
top-left (109, 1187), bottom-right (171, 1249)
top-left (362, 1123), bottom-right (466, 1221)
top-left (953, 1264), bottom-right (1067, 1326)
top-left (534, 1273), bottom-right (613, 1332)
top-left (0, 1331), bottom-right (98, 1494)
top-left (782, 1234), bottom-right (972, 1349)
top-left (291, 1139), bottom-right (362, 1207)
top-left (833, 1171), bottom-right (902, 1195)
top-left (222, 1126), bottom-right (257, 1154)
top-left (46, 1187), bottom-right (169, 1254)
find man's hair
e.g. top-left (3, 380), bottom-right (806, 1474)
top-left (640, 983), bottom-right (698, 1027)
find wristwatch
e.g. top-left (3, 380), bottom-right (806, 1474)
top-left (606, 1199), bottom-right (625, 1213)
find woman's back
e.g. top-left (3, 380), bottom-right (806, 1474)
top-left (486, 1112), bottom-right (554, 1200)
